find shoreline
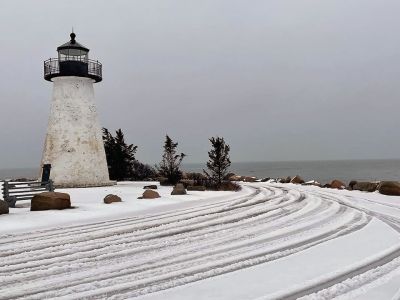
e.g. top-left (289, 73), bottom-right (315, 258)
top-left (2, 158), bottom-right (400, 183)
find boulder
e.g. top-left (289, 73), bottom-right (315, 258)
top-left (187, 185), bottom-right (206, 191)
top-left (244, 176), bottom-right (257, 182)
top-left (31, 192), bottom-right (71, 211)
top-left (260, 177), bottom-right (270, 182)
top-left (378, 181), bottom-right (400, 196)
top-left (323, 183), bottom-right (332, 188)
top-left (291, 175), bottom-right (305, 184)
top-left (0, 200), bottom-right (9, 215)
top-left (330, 180), bottom-right (346, 189)
top-left (348, 180), bottom-right (358, 190)
top-left (171, 183), bottom-right (187, 195)
top-left (284, 176), bottom-right (292, 183)
top-left (352, 182), bottom-right (379, 192)
top-left (143, 185), bottom-right (158, 190)
top-left (103, 194), bottom-right (122, 204)
top-left (139, 190), bottom-right (160, 199)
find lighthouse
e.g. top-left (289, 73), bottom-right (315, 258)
top-left (41, 32), bottom-right (111, 188)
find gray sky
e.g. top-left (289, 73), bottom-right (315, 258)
top-left (1, 0), bottom-right (400, 168)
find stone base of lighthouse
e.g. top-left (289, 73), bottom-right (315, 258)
top-left (41, 76), bottom-right (113, 188)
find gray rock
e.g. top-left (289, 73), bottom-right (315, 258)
top-left (171, 183), bottom-right (187, 195)
top-left (348, 180), bottom-right (358, 190)
top-left (352, 182), bottom-right (379, 192)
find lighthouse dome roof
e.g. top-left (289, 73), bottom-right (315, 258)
top-left (57, 32), bottom-right (89, 52)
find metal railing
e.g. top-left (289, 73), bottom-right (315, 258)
top-left (44, 58), bottom-right (102, 81)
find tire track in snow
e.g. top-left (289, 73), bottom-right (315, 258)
top-left (0, 188), bottom-right (304, 276)
top-left (266, 185), bottom-right (400, 300)
top-left (0, 193), bottom-right (340, 286)
top-left (0, 187), bottom-right (288, 263)
top-left (0, 187), bottom-right (260, 246)
top-left (0, 184), bottom-right (374, 299)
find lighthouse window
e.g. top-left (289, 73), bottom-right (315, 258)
top-left (58, 49), bottom-right (88, 62)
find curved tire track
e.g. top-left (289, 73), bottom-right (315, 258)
top-left (1, 183), bottom-right (393, 300)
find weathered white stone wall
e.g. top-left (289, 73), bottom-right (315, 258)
top-left (41, 76), bottom-right (112, 188)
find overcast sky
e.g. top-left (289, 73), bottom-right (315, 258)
top-left (1, 0), bottom-right (400, 168)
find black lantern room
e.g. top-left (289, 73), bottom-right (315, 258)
top-left (44, 32), bottom-right (102, 82)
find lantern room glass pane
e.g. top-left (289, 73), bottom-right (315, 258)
top-left (58, 49), bottom-right (88, 62)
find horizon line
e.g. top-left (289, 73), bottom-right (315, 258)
top-left (4, 157), bottom-right (400, 170)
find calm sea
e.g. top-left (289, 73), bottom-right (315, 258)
top-left (184, 159), bottom-right (400, 184)
top-left (1, 159), bottom-right (400, 184)
top-left (0, 168), bottom-right (40, 181)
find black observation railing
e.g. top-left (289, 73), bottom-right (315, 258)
top-left (44, 58), bottom-right (102, 82)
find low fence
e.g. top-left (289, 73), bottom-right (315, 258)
top-left (2, 180), bottom-right (54, 208)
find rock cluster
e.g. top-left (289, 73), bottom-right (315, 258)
top-left (277, 175), bottom-right (400, 196)
top-left (228, 175), bottom-right (257, 182)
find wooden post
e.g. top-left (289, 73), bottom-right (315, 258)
top-left (48, 180), bottom-right (54, 192)
top-left (3, 180), bottom-right (9, 202)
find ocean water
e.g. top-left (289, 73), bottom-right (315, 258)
top-left (1, 159), bottom-right (400, 184)
top-left (183, 159), bottom-right (400, 184)
top-left (0, 168), bottom-right (39, 180)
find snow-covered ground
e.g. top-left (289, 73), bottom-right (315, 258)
top-left (0, 182), bottom-right (399, 299)
top-left (0, 182), bottom-right (236, 234)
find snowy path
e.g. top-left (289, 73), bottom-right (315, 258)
top-left (0, 183), bottom-right (399, 299)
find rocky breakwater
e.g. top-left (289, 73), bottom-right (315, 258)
top-left (226, 172), bottom-right (400, 197)
top-left (228, 174), bottom-right (258, 182)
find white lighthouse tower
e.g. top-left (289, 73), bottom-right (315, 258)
top-left (41, 32), bottom-right (111, 188)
